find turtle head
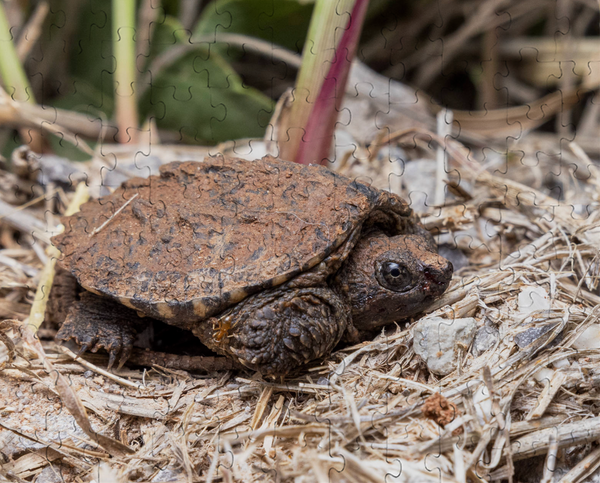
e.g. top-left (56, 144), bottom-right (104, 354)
top-left (335, 232), bottom-right (453, 331)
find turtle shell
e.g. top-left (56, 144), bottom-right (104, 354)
top-left (53, 155), bottom-right (412, 324)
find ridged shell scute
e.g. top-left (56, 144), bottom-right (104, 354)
top-left (53, 155), bottom-right (411, 322)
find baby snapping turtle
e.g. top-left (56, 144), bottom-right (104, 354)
top-left (52, 155), bottom-right (452, 375)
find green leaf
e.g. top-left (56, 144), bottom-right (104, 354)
top-left (139, 45), bottom-right (274, 144)
top-left (145, 15), bottom-right (189, 60)
top-left (195, 0), bottom-right (314, 53)
top-left (68, 0), bottom-right (114, 101)
top-left (48, 4), bottom-right (274, 149)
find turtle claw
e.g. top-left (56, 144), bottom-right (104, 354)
top-left (117, 345), bottom-right (133, 371)
top-left (106, 340), bottom-right (133, 371)
top-left (76, 343), bottom-right (91, 359)
top-left (107, 350), bottom-right (118, 371)
top-left (55, 294), bottom-right (140, 371)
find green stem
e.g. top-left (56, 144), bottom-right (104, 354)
top-left (112, 0), bottom-right (138, 143)
top-left (0, 2), bottom-right (34, 103)
top-left (279, 0), bottom-right (368, 165)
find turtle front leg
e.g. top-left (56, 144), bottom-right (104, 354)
top-left (195, 287), bottom-right (349, 376)
top-left (56, 292), bottom-right (141, 370)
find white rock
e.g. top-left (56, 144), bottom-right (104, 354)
top-left (581, 226), bottom-right (600, 249)
top-left (552, 358), bottom-right (570, 369)
top-left (472, 326), bottom-right (499, 357)
top-left (413, 317), bottom-right (478, 376)
top-left (532, 367), bottom-right (555, 383)
top-left (518, 286), bottom-right (550, 314)
top-left (572, 325), bottom-right (600, 350)
top-left (35, 466), bottom-right (64, 483)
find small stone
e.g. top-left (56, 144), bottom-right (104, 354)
top-left (514, 323), bottom-right (556, 350)
top-left (37, 154), bottom-right (85, 188)
top-left (472, 326), bottom-right (499, 357)
top-left (518, 286), bottom-right (550, 314)
top-left (552, 358), bottom-right (570, 369)
top-left (413, 317), bottom-right (477, 375)
top-left (581, 226), bottom-right (600, 250)
top-left (532, 367), bottom-right (554, 383)
top-left (572, 324), bottom-right (600, 350)
top-left (35, 466), bottom-right (64, 483)
top-left (89, 462), bottom-right (124, 483)
top-left (316, 377), bottom-right (330, 386)
top-left (152, 466), bottom-right (184, 482)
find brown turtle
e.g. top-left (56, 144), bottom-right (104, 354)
top-left (52, 155), bottom-right (452, 376)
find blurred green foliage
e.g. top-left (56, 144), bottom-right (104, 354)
top-left (195, 0), bottom-right (313, 53)
top-left (56, 1), bottom-right (114, 116)
top-left (47, 0), bottom-right (287, 150)
top-left (41, 0), bottom-right (338, 155)
top-left (138, 13), bottom-right (274, 144)
top-left (2, 0), bottom-right (395, 158)
top-left (138, 45), bottom-right (273, 144)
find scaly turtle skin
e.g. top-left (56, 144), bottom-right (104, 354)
top-left (52, 155), bottom-right (452, 375)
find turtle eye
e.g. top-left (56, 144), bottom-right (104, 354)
top-left (377, 261), bottom-right (413, 292)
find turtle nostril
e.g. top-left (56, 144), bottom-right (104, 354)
top-left (423, 260), bottom-right (453, 287)
top-left (438, 262), bottom-right (453, 285)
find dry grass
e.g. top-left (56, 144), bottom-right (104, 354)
top-left (3, 0), bottom-right (600, 480)
top-left (1, 130), bottom-right (600, 483)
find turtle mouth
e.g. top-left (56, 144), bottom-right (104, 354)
top-left (422, 261), bottom-right (453, 292)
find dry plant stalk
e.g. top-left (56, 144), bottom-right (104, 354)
top-left (1, 133), bottom-right (600, 481)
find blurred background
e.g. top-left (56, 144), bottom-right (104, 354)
top-left (0, 0), bottom-right (597, 160)
top-left (1, 4), bottom-right (600, 481)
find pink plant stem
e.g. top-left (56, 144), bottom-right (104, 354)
top-left (295, 0), bottom-right (369, 165)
